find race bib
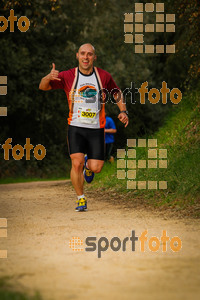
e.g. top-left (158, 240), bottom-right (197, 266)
top-left (78, 108), bottom-right (98, 124)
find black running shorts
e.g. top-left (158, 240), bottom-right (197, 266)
top-left (67, 125), bottom-right (105, 160)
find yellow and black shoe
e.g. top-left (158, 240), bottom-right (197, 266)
top-left (75, 197), bottom-right (87, 212)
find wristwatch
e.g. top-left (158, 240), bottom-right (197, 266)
top-left (120, 110), bottom-right (128, 116)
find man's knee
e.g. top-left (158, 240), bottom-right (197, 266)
top-left (89, 162), bottom-right (104, 173)
top-left (71, 159), bottom-right (84, 173)
top-left (92, 167), bottom-right (101, 173)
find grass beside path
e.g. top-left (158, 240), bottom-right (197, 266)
top-left (87, 91), bottom-right (200, 217)
top-left (0, 177), bottom-right (68, 184)
top-left (0, 277), bottom-right (42, 300)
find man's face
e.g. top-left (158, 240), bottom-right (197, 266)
top-left (76, 44), bottom-right (96, 72)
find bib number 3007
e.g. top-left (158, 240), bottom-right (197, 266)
top-left (79, 110), bottom-right (97, 124)
top-left (81, 111), bottom-right (96, 118)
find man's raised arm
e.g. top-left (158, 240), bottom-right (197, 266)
top-left (39, 63), bottom-right (61, 91)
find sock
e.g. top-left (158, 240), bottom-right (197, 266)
top-left (78, 194), bottom-right (85, 200)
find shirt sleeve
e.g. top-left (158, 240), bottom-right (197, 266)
top-left (107, 74), bottom-right (120, 93)
top-left (50, 71), bottom-right (65, 90)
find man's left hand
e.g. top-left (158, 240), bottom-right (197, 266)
top-left (118, 112), bottom-right (129, 128)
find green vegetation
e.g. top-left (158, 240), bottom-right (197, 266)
top-left (88, 91), bottom-right (200, 214)
top-left (0, 177), bottom-right (67, 184)
top-left (0, 277), bottom-right (42, 300)
top-left (0, 0), bottom-right (199, 215)
top-left (0, 0), bottom-right (199, 179)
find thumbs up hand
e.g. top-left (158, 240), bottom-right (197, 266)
top-left (49, 63), bottom-right (61, 81)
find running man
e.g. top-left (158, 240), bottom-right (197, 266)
top-left (39, 43), bottom-right (129, 211)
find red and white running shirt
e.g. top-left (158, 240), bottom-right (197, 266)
top-left (50, 67), bottom-right (119, 129)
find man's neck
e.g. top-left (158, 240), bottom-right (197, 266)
top-left (78, 66), bottom-right (94, 75)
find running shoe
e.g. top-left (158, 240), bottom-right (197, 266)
top-left (75, 197), bottom-right (87, 212)
top-left (83, 155), bottom-right (94, 183)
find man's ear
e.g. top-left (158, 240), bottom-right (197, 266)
top-left (76, 53), bottom-right (79, 60)
top-left (94, 55), bottom-right (97, 61)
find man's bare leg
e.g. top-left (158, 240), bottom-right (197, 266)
top-left (70, 154), bottom-right (104, 195)
top-left (87, 159), bottom-right (104, 173)
top-left (70, 153), bottom-right (85, 196)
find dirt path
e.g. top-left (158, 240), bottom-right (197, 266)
top-left (0, 180), bottom-right (200, 300)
